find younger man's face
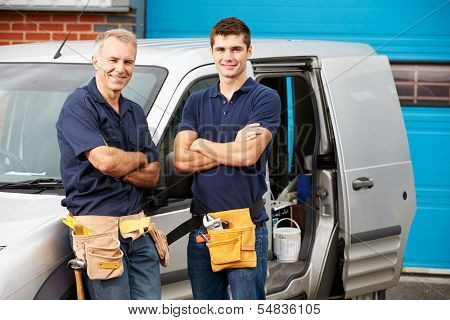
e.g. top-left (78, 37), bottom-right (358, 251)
top-left (211, 34), bottom-right (252, 80)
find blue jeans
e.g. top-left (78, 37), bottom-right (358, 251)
top-left (187, 224), bottom-right (268, 300)
top-left (69, 231), bottom-right (161, 300)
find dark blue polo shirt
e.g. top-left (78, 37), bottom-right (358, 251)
top-left (56, 78), bottom-right (158, 216)
top-left (178, 77), bottom-right (281, 222)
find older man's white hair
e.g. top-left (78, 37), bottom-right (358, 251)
top-left (93, 29), bottom-right (137, 58)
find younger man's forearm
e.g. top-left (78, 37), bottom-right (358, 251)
top-left (174, 151), bottom-right (219, 173)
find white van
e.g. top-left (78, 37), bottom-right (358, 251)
top-left (0, 39), bottom-right (416, 299)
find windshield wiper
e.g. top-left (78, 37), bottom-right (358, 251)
top-left (0, 178), bottom-right (64, 190)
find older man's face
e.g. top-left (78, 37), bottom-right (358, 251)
top-left (93, 37), bottom-right (136, 93)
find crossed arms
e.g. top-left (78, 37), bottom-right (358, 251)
top-left (83, 122), bottom-right (271, 184)
top-left (85, 146), bottom-right (160, 188)
top-left (173, 123), bottom-right (272, 173)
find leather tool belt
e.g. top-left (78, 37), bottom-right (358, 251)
top-left (205, 207), bottom-right (257, 272)
top-left (165, 199), bottom-right (265, 272)
top-left (70, 211), bottom-right (169, 281)
top-left (166, 198), bottom-right (265, 245)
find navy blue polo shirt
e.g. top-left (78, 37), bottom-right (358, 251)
top-left (56, 78), bottom-right (158, 216)
top-left (178, 77), bottom-right (281, 222)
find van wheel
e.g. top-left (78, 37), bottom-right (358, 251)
top-left (352, 290), bottom-right (386, 300)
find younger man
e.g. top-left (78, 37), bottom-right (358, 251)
top-left (174, 17), bottom-right (281, 300)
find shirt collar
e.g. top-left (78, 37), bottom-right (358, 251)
top-left (209, 77), bottom-right (256, 98)
top-left (87, 77), bottom-right (130, 115)
top-left (209, 81), bottom-right (221, 98)
top-left (239, 77), bottom-right (256, 93)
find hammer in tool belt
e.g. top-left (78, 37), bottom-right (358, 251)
top-left (67, 223), bottom-right (87, 300)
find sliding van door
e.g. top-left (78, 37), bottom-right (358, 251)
top-left (320, 55), bottom-right (416, 297)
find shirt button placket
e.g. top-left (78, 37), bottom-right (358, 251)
top-left (222, 100), bottom-right (227, 123)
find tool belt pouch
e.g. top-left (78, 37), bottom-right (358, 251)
top-left (148, 223), bottom-right (170, 267)
top-left (72, 216), bottom-right (124, 280)
top-left (119, 213), bottom-right (170, 267)
top-left (206, 208), bottom-right (256, 272)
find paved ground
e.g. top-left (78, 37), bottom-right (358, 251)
top-left (387, 274), bottom-right (450, 300)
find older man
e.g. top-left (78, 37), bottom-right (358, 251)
top-left (56, 29), bottom-right (161, 300)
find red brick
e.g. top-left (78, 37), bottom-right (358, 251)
top-left (0, 41), bottom-right (11, 46)
top-left (66, 24), bottom-right (92, 32)
top-left (80, 14), bottom-right (106, 23)
top-left (38, 23), bottom-right (64, 31)
top-left (0, 12), bottom-right (24, 22)
top-left (52, 33), bottom-right (78, 41)
top-left (26, 13), bottom-right (51, 22)
top-left (52, 13), bottom-right (79, 22)
top-left (11, 41), bottom-right (26, 45)
top-left (80, 33), bottom-right (99, 40)
top-left (12, 23), bottom-right (37, 31)
top-left (0, 23), bottom-right (10, 31)
top-left (0, 32), bottom-right (23, 40)
top-left (25, 33), bottom-right (50, 41)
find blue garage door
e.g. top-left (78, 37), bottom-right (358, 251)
top-left (146, 0), bottom-right (450, 61)
top-left (402, 107), bottom-right (450, 269)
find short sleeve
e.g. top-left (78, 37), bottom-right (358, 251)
top-left (57, 97), bottom-right (105, 157)
top-left (135, 107), bottom-right (159, 163)
top-left (141, 131), bottom-right (159, 163)
top-left (177, 95), bottom-right (198, 133)
top-left (248, 89), bottom-right (281, 136)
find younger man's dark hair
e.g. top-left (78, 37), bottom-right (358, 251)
top-left (210, 17), bottom-right (251, 49)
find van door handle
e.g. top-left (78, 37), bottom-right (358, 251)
top-left (352, 177), bottom-right (374, 191)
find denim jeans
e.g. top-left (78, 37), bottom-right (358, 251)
top-left (187, 224), bottom-right (268, 300)
top-left (69, 231), bottom-right (161, 300)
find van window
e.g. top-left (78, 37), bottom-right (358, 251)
top-left (0, 63), bottom-right (167, 184)
top-left (391, 63), bottom-right (450, 107)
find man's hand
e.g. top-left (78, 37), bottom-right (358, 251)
top-left (123, 161), bottom-right (160, 189)
top-left (189, 138), bottom-right (202, 153)
top-left (235, 123), bottom-right (264, 142)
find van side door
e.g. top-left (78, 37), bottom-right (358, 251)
top-left (320, 55), bottom-right (416, 297)
top-left (148, 65), bottom-right (219, 298)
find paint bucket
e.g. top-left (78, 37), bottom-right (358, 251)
top-left (273, 218), bottom-right (301, 263)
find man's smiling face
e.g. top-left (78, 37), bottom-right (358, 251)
top-left (211, 34), bottom-right (252, 80)
top-left (93, 36), bottom-right (136, 94)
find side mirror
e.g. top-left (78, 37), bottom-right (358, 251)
top-left (163, 152), bottom-right (193, 199)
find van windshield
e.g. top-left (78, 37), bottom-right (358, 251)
top-left (0, 63), bottom-right (166, 183)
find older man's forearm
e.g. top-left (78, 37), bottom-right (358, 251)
top-left (85, 146), bottom-right (148, 178)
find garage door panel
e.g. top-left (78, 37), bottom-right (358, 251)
top-left (402, 106), bottom-right (450, 270)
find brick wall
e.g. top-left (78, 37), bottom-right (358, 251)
top-left (0, 10), bottom-right (136, 46)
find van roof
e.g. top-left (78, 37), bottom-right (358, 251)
top-left (0, 38), bottom-right (375, 68)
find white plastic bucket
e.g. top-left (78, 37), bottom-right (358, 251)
top-left (273, 218), bottom-right (301, 263)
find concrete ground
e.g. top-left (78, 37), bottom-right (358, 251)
top-left (387, 274), bottom-right (450, 300)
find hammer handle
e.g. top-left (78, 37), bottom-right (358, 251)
top-left (74, 269), bottom-right (85, 300)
